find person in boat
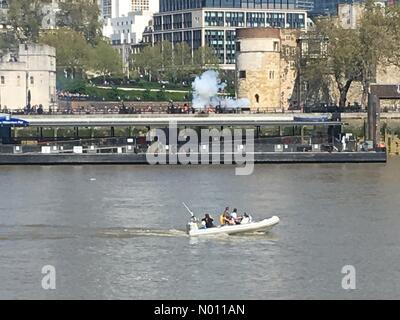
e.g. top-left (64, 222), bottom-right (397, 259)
top-left (230, 208), bottom-right (243, 225)
top-left (240, 213), bottom-right (252, 225)
top-left (220, 207), bottom-right (232, 225)
top-left (202, 213), bottom-right (215, 228)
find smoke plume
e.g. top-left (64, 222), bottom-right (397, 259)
top-left (191, 70), bottom-right (250, 110)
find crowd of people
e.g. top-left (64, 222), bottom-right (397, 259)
top-left (0, 104), bottom-right (46, 115)
top-left (57, 91), bottom-right (91, 101)
top-left (200, 207), bottom-right (253, 229)
top-left (118, 104), bottom-right (163, 114)
top-left (23, 104), bottom-right (45, 115)
top-left (166, 103), bottom-right (195, 114)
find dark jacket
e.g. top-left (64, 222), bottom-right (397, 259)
top-left (202, 216), bottom-right (214, 228)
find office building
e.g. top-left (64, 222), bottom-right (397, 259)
top-left (102, 0), bottom-right (159, 74)
top-left (295, 0), bottom-right (314, 11)
top-left (312, 0), bottom-right (391, 16)
top-left (150, 0), bottom-right (308, 69)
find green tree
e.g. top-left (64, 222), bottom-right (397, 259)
top-left (130, 43), bottom-right (220, 84)
top-left (193, 45), bottom-right (220, 73)
top-left (301, 56), bottom-right (334, 106)
top-left (130, 44), bottom-right (162, 82)
top-left (302, 0), bottom-right (400, 108)
top-left (167, 42), bottom-right (193, 83)
top-left (0, 31), bottom-right (18, 53)
top-left (386, 5), bottom-right (400, 68)
top-left (7, 0), bottom-right (50, 42)
top-left (40, 28), bottom-right (92, 78)
top-left (358, 0), bottom-right (399, 105)
top-left (56, 0), bottom-right (101, 44)
top-left (89, 40), bottom-right (123, 81)
top-left (160, 41), bottom-right (173, 79)
top-left (314, 18), bottom-right (363, 107)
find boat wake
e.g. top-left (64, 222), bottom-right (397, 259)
top-left (0, 224), bottom-right (188, 241)
top-left (96, 228), bottom-right (188, 239)
top-left (0, 225), bottom-right (277, 241)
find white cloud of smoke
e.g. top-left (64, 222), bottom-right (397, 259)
top-left (191, 70), bottom-right (250, 110)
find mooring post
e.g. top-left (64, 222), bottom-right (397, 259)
top-left (375, 97), bottom-right (381, 148)
top-left (367, 93), bottom-right (380, 148)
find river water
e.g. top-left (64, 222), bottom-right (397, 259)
top-left (0, 159), bottom-right (400, 300)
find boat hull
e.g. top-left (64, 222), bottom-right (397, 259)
top-left (188, 216), bottom-right (280, 237)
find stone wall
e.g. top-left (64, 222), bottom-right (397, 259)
top-left (0, 44), bottom-right (56, 110)
top-left (236, 28), bottom-right (299, 112)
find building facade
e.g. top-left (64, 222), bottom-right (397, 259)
top-left (0, 44), bottom-right (56, 111)
top-left (103, 11), bottom-right (156, 74)
top-left (295, 0), bottom-right (314, 11)
top-left (131, 0), bottom-right (159, 12)
top-left (312, 0), bottom-right (392, 16)
top-left (100, 0), bottom-right (132, 19)
top-left (100, 0), bottom-right (159, 19)
top-left (337, 2), bottom-right (400, 108)
top-left (337, 2), bottom-right (370, 29)
top-left (0, 0), bottom-right (8, 24)
top-left (41, 0), bottom-right (59, 30)
top-left (101, 0), bottom-right (159, 75)
top-left (236, 28), bottom-right (300, 111)
top-left (150, 0), bottom-right (307, 69)
top-left (312, 0), bottom-right (354, 16)
top-left (297, 2), bottom-right (400, 108)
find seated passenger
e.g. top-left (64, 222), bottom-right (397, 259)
top-left (220, 207), bottom-right (230, 225)
top-left (202, 213), bottom-right (215, 228)
top-left (231, 208), bottom-right (243, 225)
top-left (222, 207), bottom-right (235, 225)
top-left (241, 213), bottom-right (252, 225)
top-left (225, 215), bottom-right (236, 225)
top-left (230, 208), bottom-right (238, 220)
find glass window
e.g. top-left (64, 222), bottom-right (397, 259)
top-left (205, 11), bottom-right (224, 26)
top-left (226, 30), bottom-right (236, 64)
top-left (183, 13), bottom-right (192, 28)
top-left (154, 16), bottom-right (162, 31)
top-left (246, 12), bottom-right (265, 27)
top-left (163, 15), bottom-right (172, 30)
top-left (184, 31), bottom-right (193, 48)
top-left (173, 14), bottom-right (183, 29)
top-left (269, 70), bottom-right (275, 79)
top-left (173, 32), bottom-right (183, 44)
top-left (160, 0), bottom-right (299, 12)
top-left (205, 30), bottom-right (225, 64)
top-left (225, 12), bottom-right (244, 27)
top-left (193, 30), bottom-right (202, 50)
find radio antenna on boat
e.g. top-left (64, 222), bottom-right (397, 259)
top-left (182, 202), bottom-right (195, 217)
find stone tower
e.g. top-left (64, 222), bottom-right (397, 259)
top-left (236, 28), bottom-right (299, 112)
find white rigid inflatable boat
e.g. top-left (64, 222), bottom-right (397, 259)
top-left (187, 216), bottom-right (280, 237)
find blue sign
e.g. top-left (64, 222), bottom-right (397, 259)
top-left (0, 114), bottom-right (29, 127)
top-left (294, 116), bottom-right (330, 123)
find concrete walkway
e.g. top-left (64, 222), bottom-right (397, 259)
top-left (96, 86), bottom-right (190, 93)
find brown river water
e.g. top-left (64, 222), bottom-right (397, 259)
top-left (0, 158), bottom-right (399, 299)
